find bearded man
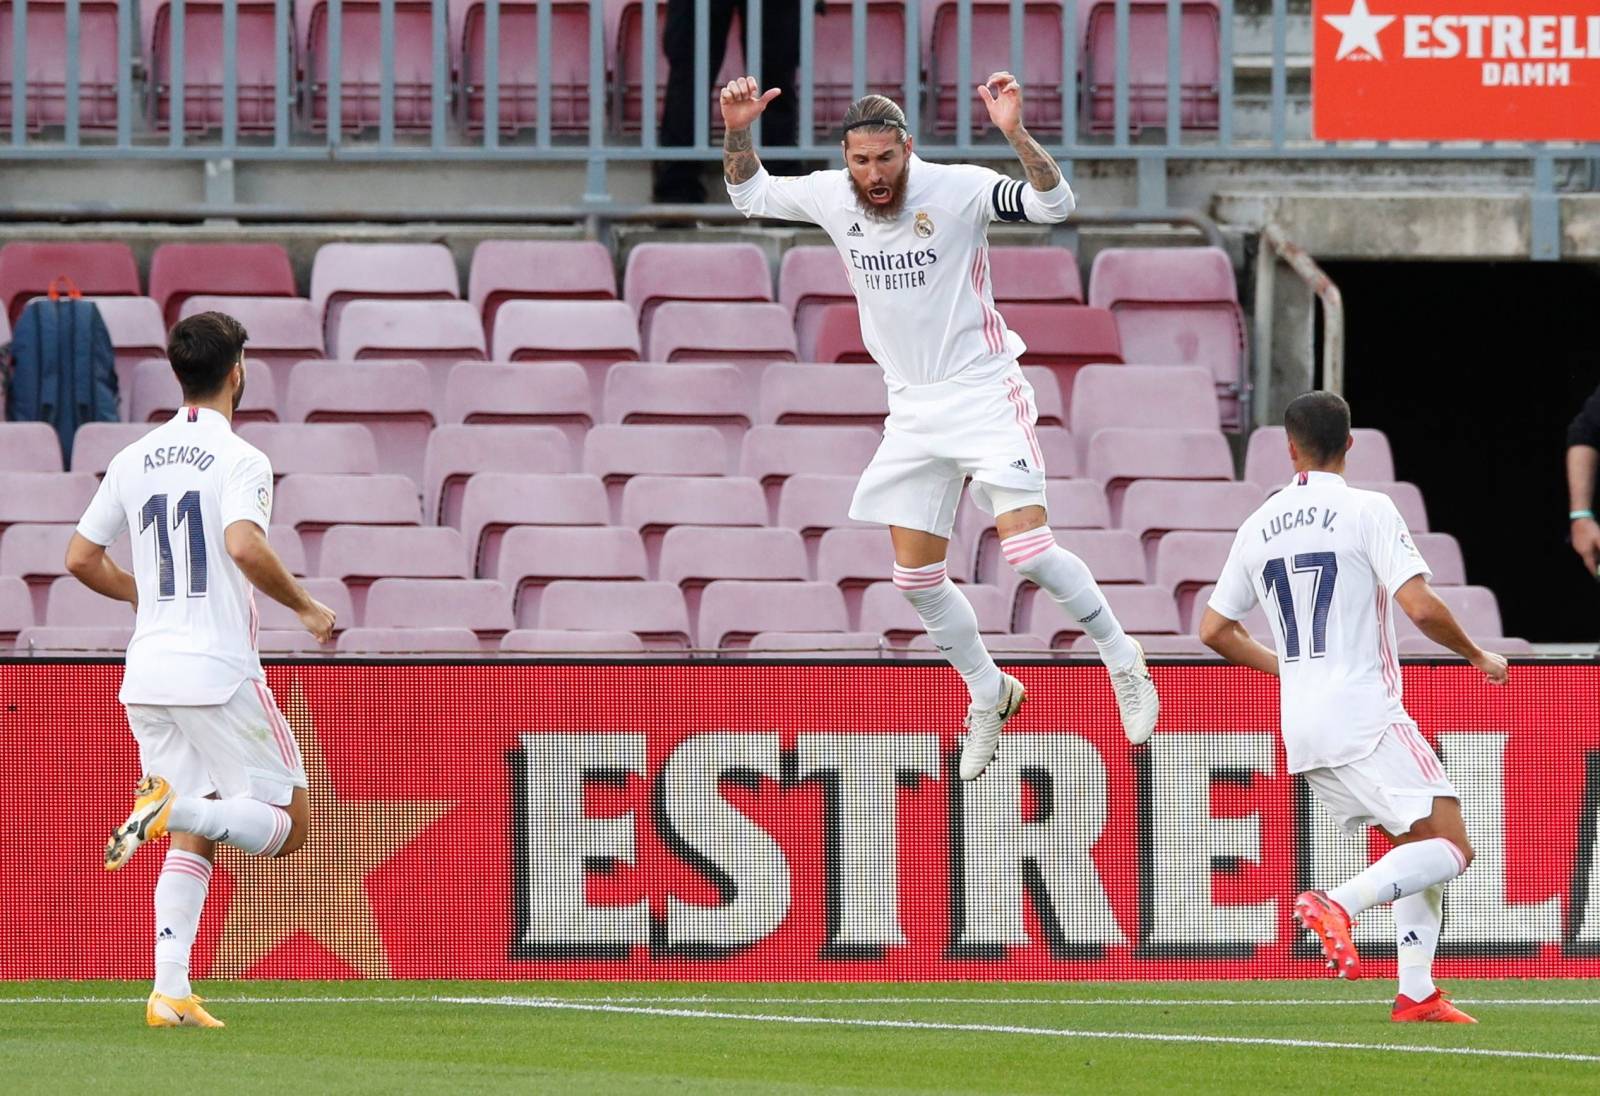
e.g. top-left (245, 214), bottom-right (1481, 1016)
top-left (723, 76), bottom-right (1160, 776)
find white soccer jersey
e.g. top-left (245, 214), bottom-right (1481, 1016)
top-left (76, 407), bottom-right (274, 707)
top-left (1208, 471), bottom-right (1432, 774)
top-left (728, 155), bottom-right (1075, 389)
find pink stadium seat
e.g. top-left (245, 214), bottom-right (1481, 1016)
top-left (659, 527), bottom-right (809, 588)
top-left (612, 0), bottom-right (742, 135)
top-left (45, 574), bottom-right (135, 627)
top-left (1027, 583), bottom-right (1180, 647)
top-left (496, 526), bottom-right (648, 625)
top-left (468, 240), bottom-right (616, 343)
top-left (268, 525), bottom-right (307, 576)
top-left (1153, 530), bottom-right (1236, 628)
top-left (0, 241), bottom-right (138, 324)
top-left (584, 425), bottom-right (731, 495)
top-left (1072, 633), bottom-right (1218, 658)
top-left (423, 424), bottom-right (573, 528)
top-left (455, 0), bottom-right (592, 137)
top-left (928, 0), bottom-right (1064, 136)
top-left (858, 581), bottom-right (1009, 644)
top-left (648, 302), bottom-right (798, 364)
top-left (1413, 533), bottom-right (1466, 586)
top-left (67, 423), bottom-right (156, 476)
top-left (619, 475), bottom-right (768, 568)
top-left (319, 525), bottom-right (470, 583)
top-left (624, 242), bottom-right (773, 345)
top-left (603, 363), bottom-right (754, 443)
top-left (179, 296), bottom-right (324, 396)
top-left (0, 1), bottom-right (120, 136)
top-left (0, 575), bottom-right (33, 644)
top-left (1120, 480), bottom-right (1264, 572)
top-left (333, 301), bottom-right (488, 379)
top-left (146, 1), bottom-right (281, 134)
top-left (1, 522), bottom-right (130, 620)
top-left (539, 579), bottom-right (691, 649)
top-left (257, 576), bottom-right (353, 633)
top-left (1392, 586), bottom-right (1504, 645)
top-left (309, 242), bottom-right (460, 348)
top-left (758, 364), bottom-right (887, 426)
top-left (236, 423), bottom-right (379, 478)
top-left (298, 0), bottom-right (439, 134)
top-left (1188, 581), bottom-right (1273, 637)
top-left (271, 473), bottom-right (422, 570)
top-left (744, 631), bottom-right (885, 656)
top-left (14, 625), bottom-right (133, 654)
top-left (1000, 304), bottom-right (1124, 403)
top-left (697, 580), bottom-right (849, 649)
top-left (1069, 365), bottom-right (1219, 464)
top-left (492, 300), bottom-right (641, 394)
top-left (1351, 481), bottom-right (1431, 533)
top-left (816, 527), bottom-right (899, 589)
top-left (1082, 0), bottom-right (1222, 134)
top-left (1033, 426), bottom-right (1078, 478)
top-left (149, 243), bottom-right (296, 328)
top-left (776, 474), bottom-right (874, 539)
top-left (994, 528), bottom-right (1148, 627)
top-left (442, 362), bottom-right (595, 444)
top-left (500, 629), bottom-right (647, 654)
top-left (809, 304), bottom-right (873, 364)
top-left (457, 473), bottom-right (610, 577)
top-left (1087, 246), bottom-right (1246, 425)
top-left (131, 358), bottom-right (280, 425)
top-left (1245, 426), bottom-right (1398, 487)
top-left (0, 422), bottom-right (64, 472)
top-left (256, 629), bottom-right (333, 653)
top-left (779, 247), bottom-right (854, 360)
top-left (336, 627), bottom-right (483, 654)
top-left (808, 0), bottom-right (908, 130)
top-left (0, 472), bottom-right (100, 534)
top-left (69, 296), bottom-right (166, 405)
top-left (1398, 635), bottom-right (1532, 657)
top-left (739, 425), bottom-right (881, 488)
top-left (1085, 428), bottom-right (1235, 516)
top-left (363, 578), bottom-right (513, 641)
top-left (285, 360), bottom-right (436, 488)
top-left (989, 247), bottom-right (1085, 305)
top-left (1023, 366), bottom-right (1065, 427)
top-left (907, 632), bottom-right (1053, 656)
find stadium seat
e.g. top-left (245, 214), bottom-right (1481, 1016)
top-left (457, 473), bottom-right (610, 577)
top-left (333, 301), bottom-right (488, 388)
top-left (928, 0), bottom-right (1064, 136)
top-left (1186, 581), bottom-right (1272, 637)
top-left (131, 358), bottom-right (280, 425)
top-left (1023, 366), bottom-right (1065, 427)
top-left (816, 527), bottom-right (901, 589)
top-left (1026, 582), bottom-right (1180, 647)
top-left (624, 242), bottom-right (773, 345)
top-left (1120, 480), bottom-right (1264, 571)
top-left (619, 475), bottom-right (769, 568)
top-left (363, 578), bottom-right (514, 642)
top-left (0, 241), bottom-right (139, 324)
top-left (467, 240), bottom-right (617, 343)
top-left (285, 360), bottom-right (436, 489)
top-left (858, 581), bottom-right (1009, 644)
top-left (539, 579), bottom-right (691, 649)
top-left (1392, 585), bottom-right (1504, 645)
top-left (298, 0), bottom-right (440, 134)
top-left (1350, 481), bottom-right (1431, 533)
top-left (14, 625), bottom-right (133, 654)
top-left (0, 422), bottom-right (64, 472)
top-left (1084, 428), bottom-right (1235, 516)
top-left (1033, 426), bottom-right (1078, 478)
top-left (236, 423), bottom-right (380, 478)
top-left (67, 423), bottom-right (156, 476)
top-left (647, 302), bottom-right (799, 365)
top-left (496, 526), bottom-right (648, 624)
top-left (1398, 635), bottom-right (1533, 656)
top-left (1082, 0), bottom-right (1222, 134)
top-left (603, 363), bottom-right (754, 444)
top-left (45, 574), bottom-right (135, 627)
top-left (179, 296), bottom-right (324, 396)
top-left (808, 0), bottom-right (908, 129)
top-left (149, 243), bottom-right (297, 328)
top-left (268, 525), bottom-right (308, 576)
top-left (146, 1), bottom-right (282, 135)
top-left (659, 527), bottom-right (809, 589)
top-left (697, 580), bottom-right (850, 650)
top-left (0, 1), bottom-right (120, 136)
top-left (456, 0), bottom-right (593, 138)
top-left (318, 525), bottom-right (470, 584)
top-left (72, 296), bottom-right (166, 407)
top-left (441, 361), bottom-right (593, 452)
top-left (309, 242), bottom-right (460, 348)
top-left (612, 0), bottom-right (742, 135)
top-left (739, 426), bottom-right (881, 490)
top-left (999, 304), bottom-right (1124, 403)
top-left (584, 425), bottom-right (731, 498)
top-left (776, 474), bottom-right (875, 540)
top-left (779, 246), bottom-right (854, 360)
top-left (423, 424), bottom-right (573, 528)
top-left (1069, 365), bottom-right (1220, 464)
top-left (1413, 533), bottom-right (1466, 585)
top-left (989, 247), bottom-right (1084, 304)
top-left (336, 627), bottom-right (483, 654)
top-left (756, 363), bottom-right (887, 427)
top-left (0, 575), bottom-right (32, 645)
top-left (1087, 246), bottom-right (1246, 425)
top-left (743, 631), bottom-right (886, 656)
top-left (809, 304), bottom-right (873, 364)
top-left (993, 528), bottom-right (1149, 627)
top-left (1153, 530), bottom-right (1236, 628)
top-left (257, 629), bottom-right (334, 653)
top-left (1245, 426), bottom-right (1398, 487)
top-left (271, 473), bottom-right (422, 569)
top-left (256, 576), bottom-right (354, 633)
top-left (0, 472), bottom-right (100, 534)
top-left (500, 629), bottom-right (648, 654)
top-left (492, 300), bottom-right (641, 395)
top-left (906, 632), bottom-right (1055, 657)
top-left (1071, 633), bottom-right (1218, 657)
top-left (1, 522), bottom-right (131, 620)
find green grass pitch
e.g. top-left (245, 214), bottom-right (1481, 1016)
top-left (3, 980), bottom-right (1597, 1094)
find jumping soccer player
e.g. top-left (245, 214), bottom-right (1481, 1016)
top-left (1199, 391), bottom-right (1507, 1023)
top-left (722, 75), bottom-right (1159, 776)
top-left (67, 311), bottom-right (337, 1028)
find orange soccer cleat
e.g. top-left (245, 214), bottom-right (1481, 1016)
top-left (1392, 989), bottom-right (1477, 1024)
top-left (1294, 888), bottom-right (1361, 980)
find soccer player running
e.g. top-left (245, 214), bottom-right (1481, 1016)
top-left (1199, 391), bottom-right (1508, 1024)
top-left (722, 75), bottom-right (1159, 776)
top-left (67, 312), bottom-right (337, 1028)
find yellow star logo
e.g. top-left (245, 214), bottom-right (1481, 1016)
top-left (208, 678), bottom-right (452, 978)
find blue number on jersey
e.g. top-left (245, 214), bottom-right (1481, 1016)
top-left (1261, 551), bottom-right (1338, 661)
top-left (140, 492), bottom-right (208, 600)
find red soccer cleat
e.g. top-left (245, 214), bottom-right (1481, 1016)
top-left (1294, 888), bottom-right (1361, 980)
top-left (1392, 989), bottom-right (1477, 1024)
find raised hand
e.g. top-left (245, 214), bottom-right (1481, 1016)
top-left (720, 76), bottom-right (781, 131)
top-left (978, 71), bottom-right (1024, 135)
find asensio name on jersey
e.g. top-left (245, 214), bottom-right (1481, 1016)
top-left (728, 156), bottom-right (1074, 390)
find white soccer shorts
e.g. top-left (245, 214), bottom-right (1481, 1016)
top-left (125, 679), bottom-right (308, 806)
top-left (849, 364), bottom-right (1047, 538)
top-left (1302, 721), bottom-right (1459, 837)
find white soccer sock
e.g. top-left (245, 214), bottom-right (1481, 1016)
top-left (168, 796), bottom-right (292, 856)
top-left (153, 849), bottom-right (212, 999)
top-left (1000, 530), bottom-right (1138, 671)
top-left (894, 562), bottom-right (1004, 707)
top-left (1394, 883), bottom-right (1444, 1002)
top-left (1327, 837), bottom-right (1468, 917)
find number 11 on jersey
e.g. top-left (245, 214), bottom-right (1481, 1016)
top-left (1261, 552), bottom-right (1338, 661)
top-left (140, 491), bottom-right (208, 600)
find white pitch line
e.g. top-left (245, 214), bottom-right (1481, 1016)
top-left (3, 995), bottom-right (1600, 1008)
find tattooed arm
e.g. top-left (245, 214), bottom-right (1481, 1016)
top-left (980, 70), bottom-right (1075, 223)
top-left (723, 124), bottom-right (762, 185)
top-left (1005, 126), bottom-right (1063, 192)
top-left (720, 76), bottom-right (776, 185)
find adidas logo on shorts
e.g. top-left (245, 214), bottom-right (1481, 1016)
top-left (1010, 458), bottom-right (1029, 471)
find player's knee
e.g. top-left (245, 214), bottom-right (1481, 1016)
top-left (275, 815), bottom-right (309, 858)
top-left (1453, 838), bottom-right (1475, 868)
top-left (892, 561), bottom-right (949, 605)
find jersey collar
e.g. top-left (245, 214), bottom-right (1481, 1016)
top-left (175, 406), bottom-right (227, 426)
top-left (1291, 470), bottom-right (1346, 487)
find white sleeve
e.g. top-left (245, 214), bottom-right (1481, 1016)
top-left (985, 171), bottom-right (1076, 225)
top-left (1206, 529), bottom-right (1259, 622)
top-left (1363, 496), bottom-right (1431, 595)
top-left (726, 168), bottom-right (826, 225)
top-left (220, 451), bottom-right (274, 534)
top-left (75, 464), bottom-right (128, 547)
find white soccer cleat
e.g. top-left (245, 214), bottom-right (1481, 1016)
top-left (1110, 640), bottom-right (1159, 745)
top-left (959, 672), bottom-right (1026, 780)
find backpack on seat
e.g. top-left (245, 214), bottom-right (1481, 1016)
top-left (2, 276), bottom-right (120, 466)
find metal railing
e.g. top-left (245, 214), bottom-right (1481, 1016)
top-left (1, 0), bottom-right (1594, 220)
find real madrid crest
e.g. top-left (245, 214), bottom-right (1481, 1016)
top-left (913, 211), bottom-right (934, 238)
